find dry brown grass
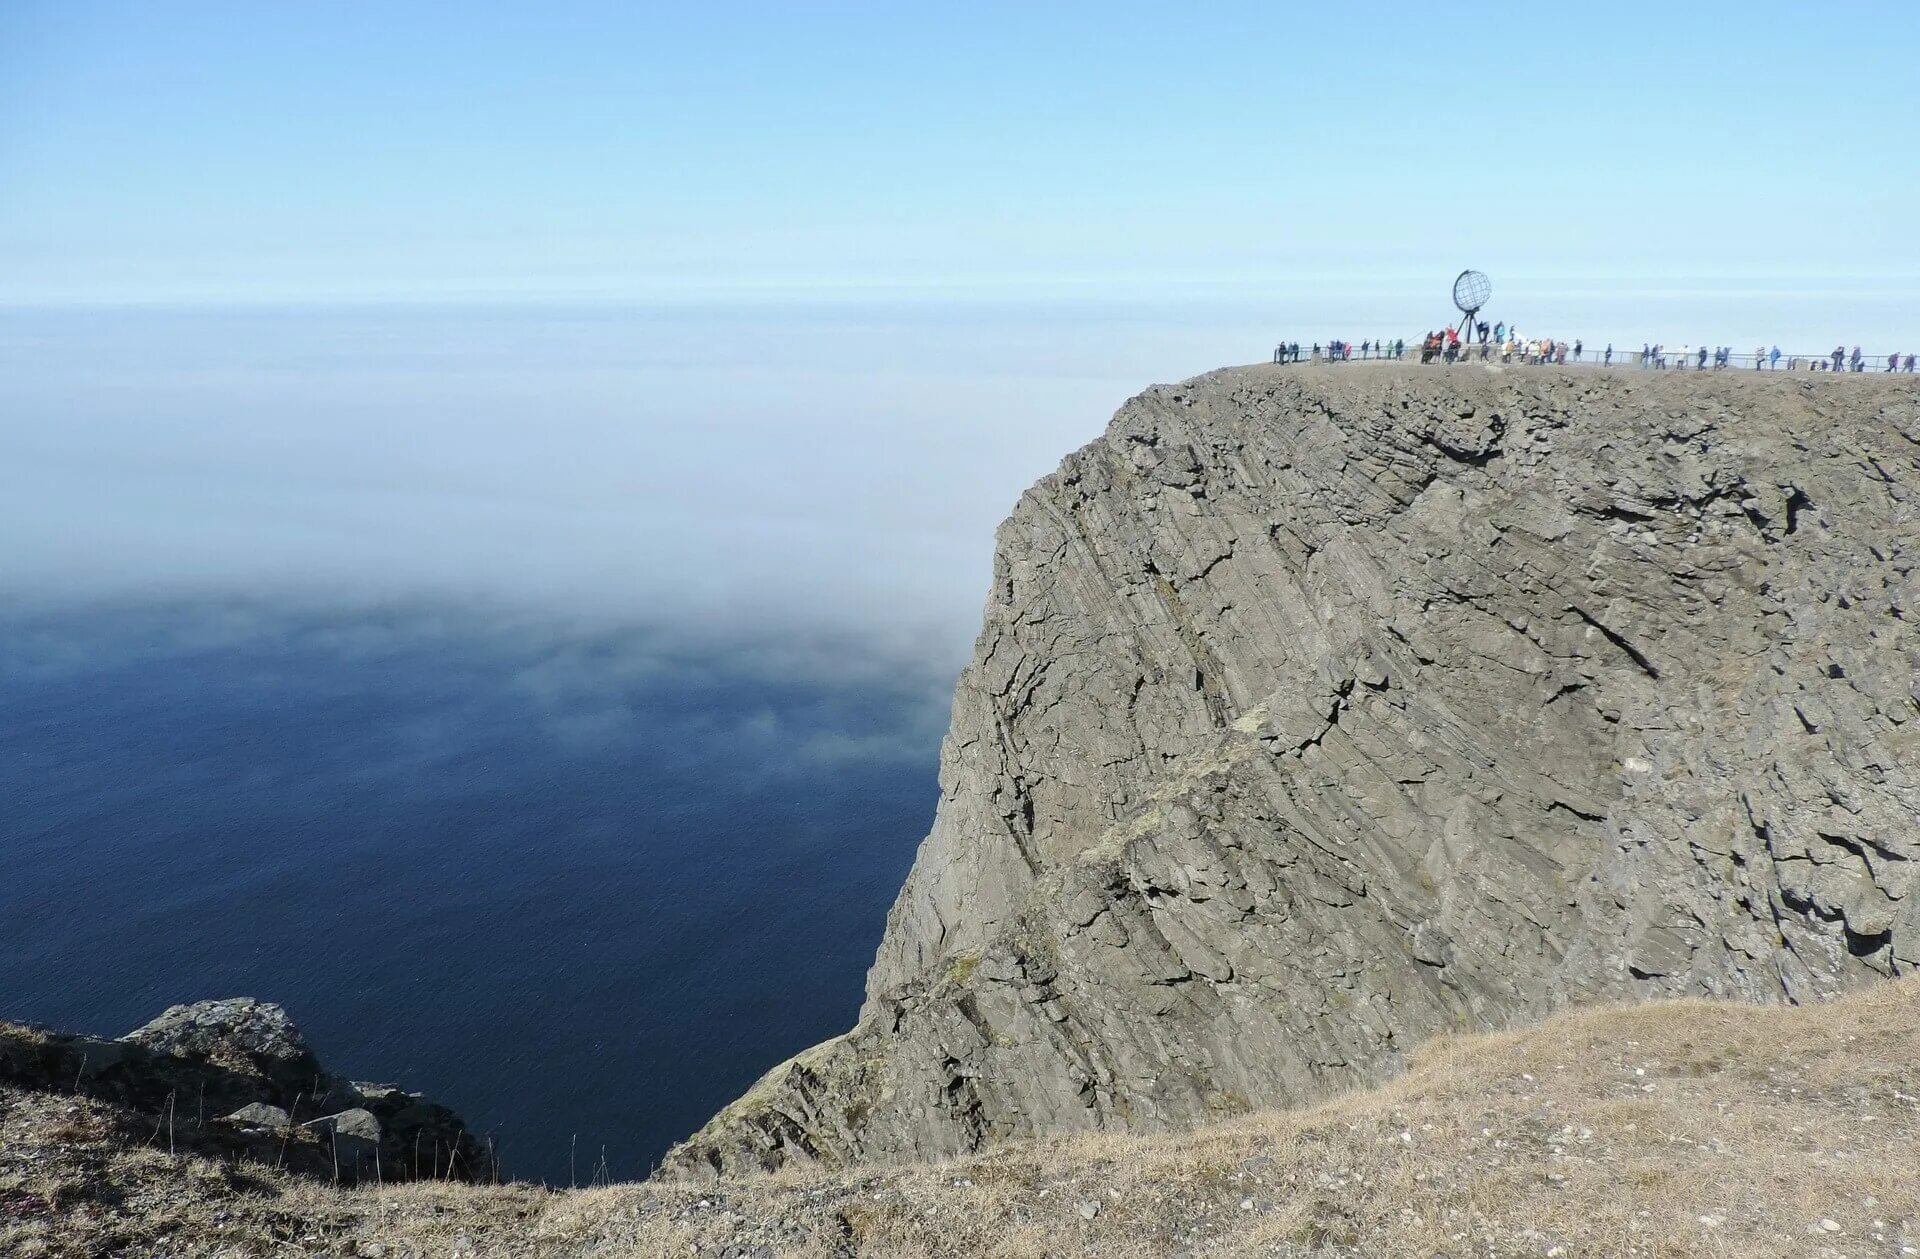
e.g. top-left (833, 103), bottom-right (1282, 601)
top-left (4, 979), bottom-right (1916, 1257)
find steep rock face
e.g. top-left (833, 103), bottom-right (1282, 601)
top-left (663, 364), bottom-right (1920, 1178)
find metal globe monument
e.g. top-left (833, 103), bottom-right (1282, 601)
top-left (1452, 269), bottom-right (1491, 342)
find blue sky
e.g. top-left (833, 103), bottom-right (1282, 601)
top-left (3, 0), bottom-right (1913, 304)
top-left (4, 3), bottom-right (1914, 650)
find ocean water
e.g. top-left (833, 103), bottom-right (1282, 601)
top-left (5, 287), bottom-right (1906, 1184)
top-left (0, 601), bottom-right (945, 1183)
top-left (0, 297), bottom-right (1212, 1186)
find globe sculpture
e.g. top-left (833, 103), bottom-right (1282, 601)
top-left (1452, 269), bottom-right (1492, 315)
top-left (1450, 269), bottom-right (1491, 346)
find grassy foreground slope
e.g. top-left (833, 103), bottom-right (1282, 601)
top-left (5, 978), bottom-right (1915, 1258)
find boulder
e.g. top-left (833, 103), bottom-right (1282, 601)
top-left (122, 999), bottom-right (320, 1098)
top-left (311, 1108), bottom-right (383, 1181)
top-left (222, 1102), bottom-right (291, 1130)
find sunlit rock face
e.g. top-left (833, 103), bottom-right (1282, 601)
top-left (662, 364), bottom-right (1920, 1179)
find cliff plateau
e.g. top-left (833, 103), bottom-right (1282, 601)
top-left (664, 362), bottom-right (1920, 1178)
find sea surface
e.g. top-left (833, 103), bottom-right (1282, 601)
top-left (0, 601), bottom-right (945, 1183)
top-left (0, 297), bottom-right (1191, 1187)
top-left (5, 287), bottom-right (1904, 1184)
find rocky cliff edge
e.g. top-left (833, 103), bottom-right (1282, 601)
top-left (663, 362), bottom-right (1920, 1178)
top-left (0, 998), bottom-right (493, 1186)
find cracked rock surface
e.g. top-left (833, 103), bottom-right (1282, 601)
top-left (662, 363), bottom-right (1920, 1179)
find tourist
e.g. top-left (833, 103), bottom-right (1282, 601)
top-left (1698, 345), bottom-right (1709, 370)
top-left (1888, 352), bottom-right (1900, 373)
top-left (1851, 346), bottom-right (1864, 372)
top-left (1907, 354), bottom-right (1917, 373)
top-left (1770, 345), bottom-right (1781, 370)
top-left (1833, 345), bottom-right (1846, 372)
top-left (1574, 339), bottom-right (1583, 362)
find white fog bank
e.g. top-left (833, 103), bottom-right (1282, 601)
top-left (6, 287), bottom-right (1911, 672)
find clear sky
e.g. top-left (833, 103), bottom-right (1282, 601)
top-left (3, 0), bottom-right (1914, 304)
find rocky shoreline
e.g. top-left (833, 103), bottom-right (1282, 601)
top-left (0, 999), bottom-right (492, 1187)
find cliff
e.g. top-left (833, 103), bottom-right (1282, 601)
top-left (663, 362), bottom-right (1920, 1177)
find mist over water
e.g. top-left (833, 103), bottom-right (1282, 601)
top-left (3, 288), bottom-right (1909, 1181)
top-left (8, 284), bottom-right (1907, 633)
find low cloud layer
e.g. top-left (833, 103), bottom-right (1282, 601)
top-left (10, 289), bottom-right (1908, 675)
top-left (2, 299), bottom-right (1223, 670)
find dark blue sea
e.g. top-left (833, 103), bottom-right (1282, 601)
top-left (0, 600), bottom-right (944, 1184)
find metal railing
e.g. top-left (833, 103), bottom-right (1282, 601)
top-left (1619, 350), bottom-right (1916, 373)
top-left (1272, 344), bottom-right (1919, 373)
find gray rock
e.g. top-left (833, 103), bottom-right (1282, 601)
top-left (7, 997), bottom-right (495, 1186)
top-left (122, 999), bottom-right (320, 1095)
top-left (222, 1102), bottom-right (291, 1130)
top-left (662, 365), bottom-right (1920, 1179)
top-left (70, 1036), bottom-right (131, 1079)
top-left (314, 1075), bottom-right (365, 1109)
top-left (311, 1108), bottom-right (383, 1181)
top-left (324, 1107), bottom-right (382, 1143)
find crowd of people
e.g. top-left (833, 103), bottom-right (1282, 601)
top-left (1275, 328), bottom-right (1918, 373)
top-left (1412, 321), bottom-right (1586, 365)
top-left (1272, 339), bottom-right (1404, 363)
top-left (1633, 344), bottom-right (1916, 371)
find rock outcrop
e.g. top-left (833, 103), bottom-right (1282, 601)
top-left (663, 363), bottom-right (1920, 1178)
top-left (0, 998), bottom-right (492, 1185)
